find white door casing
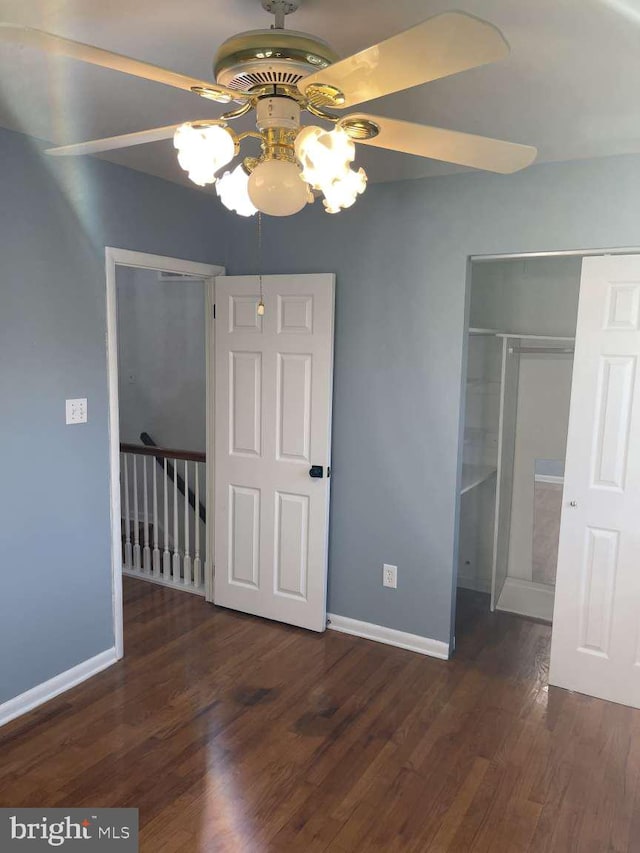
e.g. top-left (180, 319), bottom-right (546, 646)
top-left (213, 274), bottom-right (335, 632)
top-left (105, 248), bottom-right (224, 660)
top-left (550, 254), bottom-right (640, 707)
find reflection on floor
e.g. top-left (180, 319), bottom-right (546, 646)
top-left (1, 581), bottom-right (639, 851)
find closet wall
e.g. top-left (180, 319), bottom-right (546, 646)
top-left (458, 256), bottom-right (581, 620)
top-left (470, 257), bottom-right (581, 336)
top-left (508, 352), bottom-right (573, 583)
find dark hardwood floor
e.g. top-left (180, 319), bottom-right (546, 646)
top-left (1, 581), bottom-right (639, 851)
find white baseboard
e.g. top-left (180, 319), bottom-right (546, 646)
top-left (534, 474), bottom-right (564, 485)
top-left (327, 614), bottom-right (450, 660)
top-left (0, 647), bottom-right (118, 729)
top-left (496, 576), bottom-right (555, 622)
top-left (123, 568), bottom-right (205, 596)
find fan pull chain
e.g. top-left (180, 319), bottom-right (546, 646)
top-left (257, 211), bottom-right (265, 316)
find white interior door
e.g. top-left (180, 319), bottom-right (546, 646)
top-left (550, 254), bottom-right (640, 707)
top-left (213, 274), bottom-right (334, 632)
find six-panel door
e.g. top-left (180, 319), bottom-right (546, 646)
top-left (213, 274), bottom-right (335, 632)
top-left (550, 255), bottom-right (640, 707)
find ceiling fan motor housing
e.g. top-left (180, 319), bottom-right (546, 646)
top-left (214, 29), bottom-right (338, 92)
top-left (256, 96), bottom-right (300, 130)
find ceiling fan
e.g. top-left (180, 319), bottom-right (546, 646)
top-left (0, 1), bottom-right (537, 217)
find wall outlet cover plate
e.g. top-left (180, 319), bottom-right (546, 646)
top-left (66, 398), bottom-right (88, 425)
top-left (383, 563), bottom-right (397, 589)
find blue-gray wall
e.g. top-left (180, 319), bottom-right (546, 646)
top-left (0, 127), bottom-right (228, 703)
top-left (222, 154), bottom-right (640, 647)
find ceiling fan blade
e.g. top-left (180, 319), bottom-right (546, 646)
top-left (45, 124), bottom-right (192, 156)
top-left (342, 114), bottom-right (537, 173)
top-left (0, 23), bottom-right (246, 104)
top-left (300, 12), bottom-right (509, 109)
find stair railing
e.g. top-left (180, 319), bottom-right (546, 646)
top-left (119, 439), bottom-right (207, 595)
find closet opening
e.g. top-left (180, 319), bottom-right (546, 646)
top-left (456, 255), bottom-right (581, 628)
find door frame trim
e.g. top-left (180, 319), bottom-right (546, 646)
top-left (470, 246), bottom-right (640, 262)
top-left (105, 248), bottom-right (225, 659)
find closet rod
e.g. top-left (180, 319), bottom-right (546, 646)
top-left (509, 346), bottom-right (574, 355)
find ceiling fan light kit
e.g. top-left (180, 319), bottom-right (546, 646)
top-left (172, 90), bottom-right (370, 216)
top-left (1, 1), bottom-right (538, 218)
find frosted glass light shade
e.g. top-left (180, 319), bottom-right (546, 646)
top-left (216, 164), bottom-right (257, 217)
top-left (295, 125), bottom-right (367, 213)
top-left (173, 123), bottom-right (235, 187)
top-left (295, 125), bottom-right (355, 190)
top-left (247, 160), bottom-right (311, 216)
top-left (322, 166), bottom-right (368, 214)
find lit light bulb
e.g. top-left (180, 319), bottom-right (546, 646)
top-left (322, 166), bottom-right (368, 214)
top-left (216, 164), bottom-right (257, 217)
top-left (173, 123), bottom-right (235, 187)
top-left (295, 125), bottom-right (355, 189)
top-left (247, 160), bottom-right (312, 217)
top-left (295, 125), bottom-right (367, 213)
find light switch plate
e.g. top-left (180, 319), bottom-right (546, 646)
top-left (66, 398), bottom-right (87, 425)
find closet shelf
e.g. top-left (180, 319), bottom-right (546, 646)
top-left (460, 464), bottom-right (497, 495)
top-left (495, 333), bottom-right (575, 342)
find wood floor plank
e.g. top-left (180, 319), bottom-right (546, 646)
top-left (1, 583), bottom-right (640, 851)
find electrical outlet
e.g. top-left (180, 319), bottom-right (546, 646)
top-left (383, 564), bottom-right (397, 589)
top-left (66, 398), bottom-right (87, 425)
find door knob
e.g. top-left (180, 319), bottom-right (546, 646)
top-left (309, 465), bottom-right (324, 478)
top-left (569, 500), bottom-right (578, 507)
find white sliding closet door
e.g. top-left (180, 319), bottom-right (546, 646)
top-left (550, 254), bottom-right (640, 707)
top-left (213, 274), bottom-right (335, 632)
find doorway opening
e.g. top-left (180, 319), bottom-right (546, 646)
top-left (117, 264), bottom-right (211, 597)
top-left (456, 255), bottom-right (580, 625)
top-left (105, 249), bottom-right (224, 659)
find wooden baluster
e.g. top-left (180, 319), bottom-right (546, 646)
top-left (118, 443), bottom-right (207, 592)
top-left (193, 461), bottom-right (202, 588)
top-left (183, 460), bottom-right (192, 586)
top-left (142, 456), bottom-right (151, 573)
top-left (172, 458), bottom-right (180, 582)
top-left (152, 459), bottom-right (161, 577)
top-left (163, 457), bottom-right (171, 580)
top-left (132, 454), bottom-right (141, 571)
top-left (122, 453), bottom-right (132, 570)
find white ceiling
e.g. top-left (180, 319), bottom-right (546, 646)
top-left (1, 0), bottom-right (640, 189)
